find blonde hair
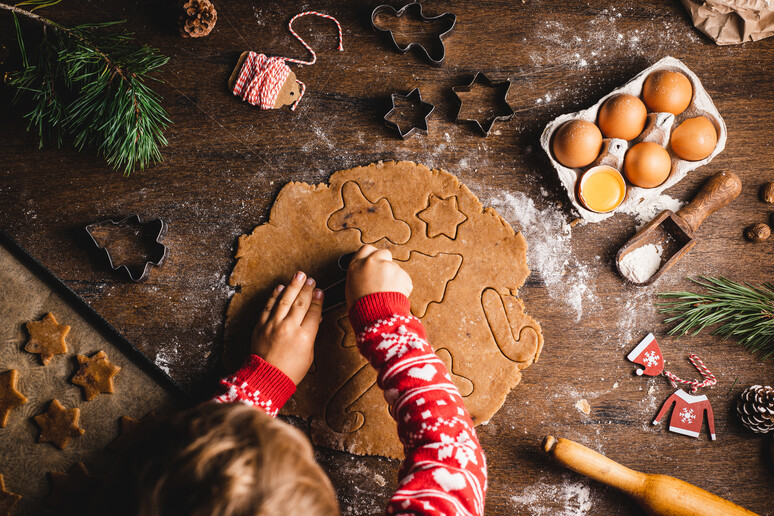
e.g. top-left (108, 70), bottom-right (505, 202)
top-left (109, 402), bottom-right (339, 516)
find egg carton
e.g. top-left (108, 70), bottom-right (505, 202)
top-left (540, 56), bottom-right (727, 223)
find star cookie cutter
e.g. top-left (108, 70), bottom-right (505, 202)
top-left (452, 72), bottom-right (515, 135)
top-left (384, 88), bottom-right (435, 139)
top-left (371, 2), bottom-right (456, 66)
top-left (85, 215), bottom-right (169, 282)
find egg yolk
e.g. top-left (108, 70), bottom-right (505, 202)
top-left (580, 167), bottom-right (626, 213)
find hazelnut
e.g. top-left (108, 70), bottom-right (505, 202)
top-left (761, 182), bottom-right (774, 203)
top-left (745, 223), bottom-right (771, 242)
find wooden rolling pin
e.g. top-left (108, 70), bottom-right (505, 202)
top-left (542, 436), bottom-right (759, 516)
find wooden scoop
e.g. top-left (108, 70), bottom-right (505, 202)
top-left (616, 171), bottom-right (742, 286)
top-left (543, 436), bottom-right (760, 516)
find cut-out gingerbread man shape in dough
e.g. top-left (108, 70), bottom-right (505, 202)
top-left (418, 194), bottom-right (468, 239)
top-left (226, 161), bottom-right (543, 459)
top-left (327, 181), bottom-right (411, 245)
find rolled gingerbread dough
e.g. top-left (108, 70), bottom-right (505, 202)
top-left (225, 161), bottom-right (543, 459)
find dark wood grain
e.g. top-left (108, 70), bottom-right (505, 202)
top-left (1, 1), bottom-right (773, 514)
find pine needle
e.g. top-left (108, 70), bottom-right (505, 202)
top-left (658, 276), bottom-right (774, 359)
top-left (2, 2), bottom-right (171, 175)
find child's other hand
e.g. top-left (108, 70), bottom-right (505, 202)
top-left (346, 245), bottom-right (412, 308)
top-left (251, 271), bottom-right (323, 385)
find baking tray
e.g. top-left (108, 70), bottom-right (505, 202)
top-left (0, 230), bottom-right (186, 515)
top-left (540, 56), bottom-right (727, 223)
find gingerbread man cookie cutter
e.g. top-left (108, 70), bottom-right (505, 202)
top-left (371, 2), bottom-right (456, 66)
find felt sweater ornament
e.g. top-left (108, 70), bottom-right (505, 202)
top-left (228, 11), bottom-right (343, 111)
top-left (627, 333), bottom-right (664, 376)
top-left (653, 389), bottom-right (717, 440)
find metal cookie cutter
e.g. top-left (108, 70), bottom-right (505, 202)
top-left (452, 72), bottom-right (515, 135)
top-left (371, 2), bottom-right (456, 66)
top-left (384, 88), bottom-right (435, 139)
top-left (85, 215), bottom-right (169, 282)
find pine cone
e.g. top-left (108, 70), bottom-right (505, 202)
top-left (737, 385), bottom-right (774, 433)
top-left (179, 0), bottom-right (217, 38)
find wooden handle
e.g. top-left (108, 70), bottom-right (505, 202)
top-left (676, 171), bottom-right (742, 233)
top-left (542, 436), bottom-right (645, 493)
top-left (543, 436), bottom-right (760, 516)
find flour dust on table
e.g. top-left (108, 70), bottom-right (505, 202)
top-left (225, 161), bottom-right (544, 458)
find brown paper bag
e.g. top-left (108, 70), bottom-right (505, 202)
top-left (681, 0), bottom-right (774, 45)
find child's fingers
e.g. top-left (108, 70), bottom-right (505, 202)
top-left (371, 248), bottom-right (393, 262)
top-left (301, 288), bottom-right (324, 332)
top-left (287, 277), bottom-right (316, 324)
top-left (260, 284), bottom-right (285, 325)
top-left (354, 244), bottom-right (378, 261)
top-left (273, 271), bottom-right (307, 319)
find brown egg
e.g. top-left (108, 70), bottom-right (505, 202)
top-left (642, 70), bottom-right (693, 115)
top-left (552, 120), bottom-right (603, 168)
top-left (598, 94), bottom-right (647, 140)
top-left (624, 142), bottom-right (672, 188)
top-left (670, 116), bottom-right (717, 161)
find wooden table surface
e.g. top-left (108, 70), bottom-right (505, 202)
top-left (2, 1), bottom-right (773, 514)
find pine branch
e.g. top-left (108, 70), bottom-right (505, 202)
top-left (1, 1), bottom-right (171, 175)
top-left (658, 276), bottom-right (774, 359)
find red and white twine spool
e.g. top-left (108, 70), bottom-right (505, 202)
top-left (232, 11), bottom-right (344, 111)
top-left (663, 354), bottom-right (716, 393)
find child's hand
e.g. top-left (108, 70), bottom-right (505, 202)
top-left (346, 245), bottom-right (412, 307)
top-left (251, 271), bottom-right (323, 385)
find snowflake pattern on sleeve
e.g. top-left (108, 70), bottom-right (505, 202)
top-left (352, 294), bottom-right (488, 516)
top-left (212, 354), bottom-right (296, 418)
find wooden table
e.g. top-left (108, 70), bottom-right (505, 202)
top-left (1, 1), bottom-right (773, 514)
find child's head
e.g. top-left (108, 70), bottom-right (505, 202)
top-left (110, 402), bottom-right (339, 516)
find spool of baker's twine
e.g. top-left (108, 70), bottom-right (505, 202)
top-left (232, 11), bottom-right (344, 111)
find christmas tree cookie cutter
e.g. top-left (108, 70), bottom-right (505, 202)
top-left (85, 215), bottom-right (169, 282)
top-left (371, 2), bottom-right (456, 66)
top-left (384, 88), bottom-right (435, 139)
top-left (452, 72), bottom-right (515, 135)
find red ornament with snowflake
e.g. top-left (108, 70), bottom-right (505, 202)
top-left (653, 389), bottom-right (716, 440)
top-left (627, 333), bottom-right (664, 376)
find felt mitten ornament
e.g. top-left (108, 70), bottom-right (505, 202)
top-left (229, 11), bottom-right (343, 111)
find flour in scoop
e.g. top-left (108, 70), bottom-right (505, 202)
top-left (619, 244), bottom-right (663, 283)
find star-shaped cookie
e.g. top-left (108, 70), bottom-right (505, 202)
top-left (108, 412), bottom-right (158, 453)
top-left (34, 400), bottom-right (85, 449)
top-left (0, 370), bottom-right (27, 427)
top-left (417, 195), bottom-right (468, 239)
top-left (48, 462), bottom-right (103, 511)
top-left (0, 474), bottom-right (22, 516)
top-left (25, 313), bottom-right (69, 365)
top-left (71, 351), bottom-right (121, 401)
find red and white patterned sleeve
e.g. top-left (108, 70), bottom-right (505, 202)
top-left (212, 354), bottom-right (296, 418)
top-left (349, 292), bottom-right (487, 516)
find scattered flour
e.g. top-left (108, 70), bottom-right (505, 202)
top-left (489, 191), bottom-right (595, 321)
top-left (618, 243), bottom-right (663, 284)
top-left (154, 346), bottom-right (179, 375)
top-left (510, 477), bottom-right (593, 516)
top-left (620, 194), bottom-right (684, 229)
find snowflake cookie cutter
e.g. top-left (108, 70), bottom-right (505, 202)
top-left (384, 88), bottom-right (435, 139)
top-left (85, 215), bottom-right (169, 282)
top-left (452, 72), bottom-right (515, 136)
top-left (371, 2), bottom-right (456, 66)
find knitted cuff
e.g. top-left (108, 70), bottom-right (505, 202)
top-left (233, 355), bottom-right (297, 409)
top-left (348, 292), bottom-right (411, 334)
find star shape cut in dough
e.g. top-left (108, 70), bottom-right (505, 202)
top-left (0, 370), bottom-right (27, 427)
top-left (71, 350), bottom-right (122, 401)
top-left (34, 399), bottom-right (85, 449)
top-left (48, 462), bottom-right (103, 511)
top-left (417, 195), bottom-right (468, 239)
top-left (25, 312), bottom-right (69, 365)
top-left (0, 474), bottom-right (22, 515)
